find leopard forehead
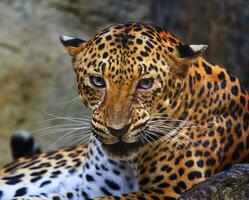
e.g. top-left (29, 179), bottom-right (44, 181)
top-left (75, 23), bottom-right (183, 82)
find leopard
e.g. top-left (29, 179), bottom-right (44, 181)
top-left (0, 22), bottom-right (248, 200)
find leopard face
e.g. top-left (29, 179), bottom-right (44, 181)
top-left (60, 23), bottom-right (207, 158)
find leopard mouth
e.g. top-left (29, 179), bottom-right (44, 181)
top-left (102, 140), bottom-right (141, 158)
top-left (92, 127), bottom-right (144, 158)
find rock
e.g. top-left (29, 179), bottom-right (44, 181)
top-left (179, 164), bottom-right (249, 200)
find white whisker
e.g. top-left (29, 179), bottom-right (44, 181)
top-left (32, 124), bottom-right (90, 134)
top-left (46, 129), bottom-right (80, 151)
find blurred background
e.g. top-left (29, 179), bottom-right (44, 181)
top-left (0, 0), bottom-right (248, 165)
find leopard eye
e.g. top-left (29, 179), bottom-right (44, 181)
top-left (137, 78), bottom-right (154, 90)
top-left (89, 75), bottom-right (106, 89)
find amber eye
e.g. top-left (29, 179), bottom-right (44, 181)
top-left (89, 75), bottom-right (106, 89)
top-left (137, 78), bottom-right (154, 90)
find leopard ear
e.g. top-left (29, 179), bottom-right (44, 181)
top-left (169, 44), bottom-right (207, 78)
top-left (59, 35), bottom-right (86, 56)
top-left (176, 44), bottom-right (208, 60)
top-left (169, 44), bottom-right (207, 77)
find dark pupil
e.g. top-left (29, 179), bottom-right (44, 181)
top-left (94, 77), bottom-right (104, 85)
top-left (141, 78), bottom-right (152, 88)
top-left (143, 79), bottom-right (150, 86)
top-left (90, 75), bottom-right (105, 88)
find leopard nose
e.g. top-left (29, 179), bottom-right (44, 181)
top-left (107, 123), bottom-right (131, 138)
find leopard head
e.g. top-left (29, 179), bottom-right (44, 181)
top-left (60, 23), bottom-right (207, 159)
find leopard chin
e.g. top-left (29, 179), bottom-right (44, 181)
top-left (102, 140), bottom-right (142, 159)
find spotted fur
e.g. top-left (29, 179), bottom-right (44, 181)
top-left (0, 22), bottom-right (249, 200)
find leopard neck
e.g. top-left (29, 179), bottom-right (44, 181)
top-left (81, 139), bottom-right (139, 198)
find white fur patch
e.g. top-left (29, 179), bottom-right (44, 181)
top-left (60, 35), bottom-right (74, 41)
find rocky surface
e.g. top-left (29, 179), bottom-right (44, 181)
top-left (180, 164), bottom-right (249, 200)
